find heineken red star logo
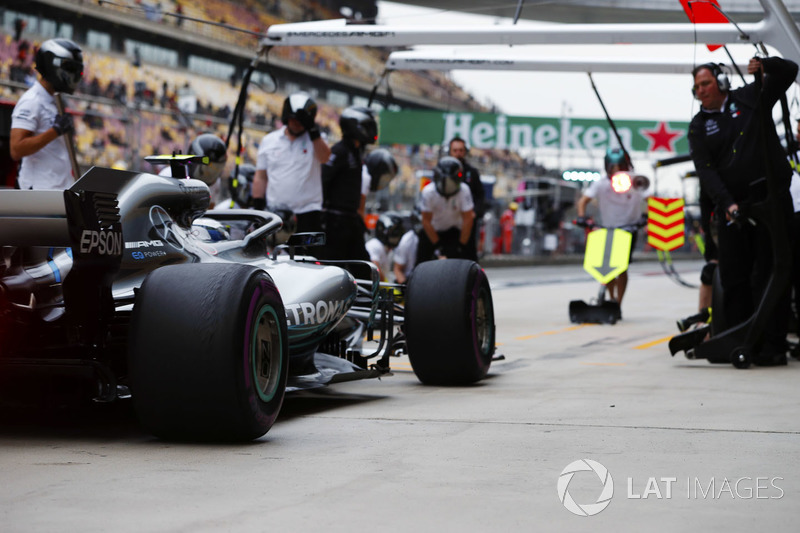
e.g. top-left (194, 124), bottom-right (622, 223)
top-left (640, 122), bottom-right (684, 152)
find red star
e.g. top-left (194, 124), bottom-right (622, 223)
top-left (640, 122), bottom-right (684, 152)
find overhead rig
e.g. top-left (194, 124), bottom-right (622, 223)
top-left (264, 0), bottom-right (800, 75)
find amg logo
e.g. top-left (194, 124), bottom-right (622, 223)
top-left (285, 299), bottom-right (348, 326)
top-left (125, 240), bottom-right (165, 248)
top-left (80, 229), bottom-right (123, 256)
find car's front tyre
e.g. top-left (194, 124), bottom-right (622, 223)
top-left (405, 259), bottom-right (495, 385)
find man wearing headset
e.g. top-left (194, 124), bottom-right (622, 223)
top-left (448, 137), bottom-right (486, 260)
top-left (688, 57), bottom-right (797, 365)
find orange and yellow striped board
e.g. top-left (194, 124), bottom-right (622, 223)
top-left (647, 197), bottom-right (685, 251)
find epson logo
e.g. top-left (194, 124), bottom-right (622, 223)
top-left (125, 240), bottom-right (165, 249)
top-left (80, 229), bottom-right (123, 256)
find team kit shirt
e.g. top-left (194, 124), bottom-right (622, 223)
top-left (365, 237), bottom-right (392, 280)
top-left (322, 140), bottom-right (362, 212)
top-left (361, 165), bottom-right (371, 196)
top-left (393, 230), bottom-right (419, 278)
top-left (11, 81), bottom-right (73, 190)
top-left (256, 126), bottom-right (322, 214)
top-left (583, 176), bottom-right (648, 228)
top-left (419, 182), bottom-right (474, 231)
top-left (689, 57), bottom-right (796, 213)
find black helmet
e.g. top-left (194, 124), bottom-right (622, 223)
top-left (228, 164), bottom-right (256, 207)
top-left (375, 212), bottom-right (405, 248)
top-left (340, 106), bottom-right (378, 145)
top-left (188, 134), bottom-right (228, 185)
top-left (604, 147), bottom-right (630, 175)
top-left (364, 148), bottom-right (398, 192)
top-left (35, 38), bottom-right (84, 94)
top-left (433, 156), bottom-right (463, 198)
top-left (269, 203), bottom-right (297, 245)
top-left (281, 92), bottom-right (317, 126)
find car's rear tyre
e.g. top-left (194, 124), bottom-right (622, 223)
top-left (405, 259), bottom-right (495, 385)
top-left (128, 263), bottom-right (288, 441)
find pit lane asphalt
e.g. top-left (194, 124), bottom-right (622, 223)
top-left (1, 258), bottom-right (798, 532)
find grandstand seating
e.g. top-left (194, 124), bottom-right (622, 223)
top-left (1, 0), bottom-right (529, 202)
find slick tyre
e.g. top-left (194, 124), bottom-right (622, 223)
top-left (405, 259), bottom-right (495, 385)
top-left (129, 263), bottom-right (288, 441)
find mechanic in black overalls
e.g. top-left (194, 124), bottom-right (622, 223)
top-left (320, 106), bottom-right (377, 261)
top-left (688, 57), bottom-right (797, 365)
top-left (448, 137), bottom-right (486, 261)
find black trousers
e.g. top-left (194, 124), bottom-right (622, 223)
top-left (716, 204), bottom-right (791, 351)
top-left (296, 210), bottom-right (323, 234)
top-left (416, 227), bottom-right (478, 265)
top-left (320, 211), bottom-right (369, 261)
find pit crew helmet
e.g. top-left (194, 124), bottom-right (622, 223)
top-left (269, 203), bottom-right (297, 245)
top-left (281, 92), bottom-right (317, 127)
top-left (340, 106), bottom-right (378, 145)
top-left (365, 148), bottom-right (398, 192)
top-left (188, 134), bottom-right (228, 185)
top-left (228, 164), bottom-right (256, 207)
top-left (433, 156), bottom-right (464, 198)
top-left (604, 147), bottom-right (631, 176)
top-left (35, 38), bottom-right (84, 94)
top-left (375, 212), bottom-right (405, 248)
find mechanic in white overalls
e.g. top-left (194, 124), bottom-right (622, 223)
top-left (10, 39), bottom-right (83, 190)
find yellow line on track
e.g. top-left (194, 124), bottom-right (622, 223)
top-left (515, 324), bottom-right (596, 341)
top-left (633, 336), bottom-right (673, 350)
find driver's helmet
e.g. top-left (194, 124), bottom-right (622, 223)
top-left (187, 134), bottom-right (228, 185)
top-left (432, 156), bottom-right (464, 198)
top-left (604, 147), bottom-right (630, 176)
top-left (281, 92), bottom-right (317, 126)
top-left (339, 106), bottom-right (378, 145)
top-left (228, 164), bottom-right (255, 207)
top-left (374, 211), bottom-right (405, 248)
top-left (35, 39), bottom-right (84, 94)
top-left (192, 217), bottom-right (231, 242)
top-left (269, 203), bottom-right (297, 245)
top-left (364, 148), bottom-right (398, 192)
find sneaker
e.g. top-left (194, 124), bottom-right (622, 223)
top-left (677, 308), bottom-right (711, 333)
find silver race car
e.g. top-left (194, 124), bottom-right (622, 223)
top-left (0, 164), bottom-right (495, 441)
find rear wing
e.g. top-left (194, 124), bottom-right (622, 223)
top-left (0, 190), bottom-right (71, 247)
top-left (0, 188), bottom-right (122, 262)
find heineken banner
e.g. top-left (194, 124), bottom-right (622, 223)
top-left (378, 110), bottom-right (689, 154)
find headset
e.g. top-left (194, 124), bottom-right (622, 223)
top-left (691, 63), bottom-right (730, 97)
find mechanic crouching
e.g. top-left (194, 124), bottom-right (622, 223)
top-left (416, 156), bottom-right (477, 264)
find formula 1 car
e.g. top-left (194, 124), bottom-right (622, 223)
top-left (0, 163), bottom-right (495, 441)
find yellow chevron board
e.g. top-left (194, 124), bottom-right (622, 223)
top-left (583, 228), bottom-right (632, 285)
top-left (647, 197), bottom-right (685, 251)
